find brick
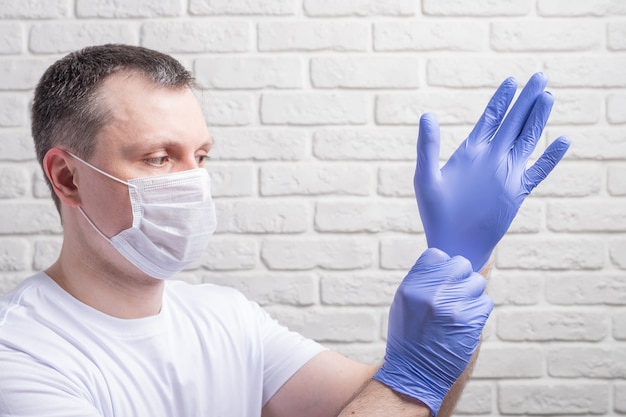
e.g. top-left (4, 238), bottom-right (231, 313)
top-left (491, 21), bottom-right (601, 51)
top-left (610, 239), bottom-right (626, 269)
top-left (616, 382), bottom-right (626, 413)
top-left (547, 273), bottom-right (626, 305)
top-left (615, 310), bottom-right (626, 340)
top-left (76, 0), bottom-right (182, 17)
top-left (189, 0), bottom-right (295, 15)
top-left (199, 93), bottom-right (254, 126)
top-left (553, 127), bottom-right (625, 159)
top-left (195, 237), bottom-right (257, 270)
top-left (315, 200), bottom-right (422, 233)
top-left (0, 0), bottom-right (68, 18)
top-left (487, 271), bottom-right (542, 305)
top-left (378, 164), bottom-right (414, 197)
top-left (0, 201), bottom-right (62, 234)
top-left (205, 164), bottom-right (253, 197)
top-left (0, 238), bottom-right (30, 271)
top-left (427, 57), bottom-right (538, 87)
top-left (30, 23), bottom-right (137, 54)
top-left (499, 382), bottom-right (609, 414)
top-left (258, 21), bottom-right (368, 52)
top-left (311, 56), bottom-right (420, 89)
top-left (0, 23), bottom-right (23, 54)
top-left (531, 162), bottom-right (601, 197)
top-left (320, 271), bottom-right (402, 306)
top-left (454, 382), bottom-right (492, 414)
top-left (209, 128), bottom-right (307, 161)
top-left (609, 21), bottom-right (626, 50)
top-left (379, 236), bottom-right (427, 270)
top-left (0, 60), bottom-right (47, 90)
top-left (473, 346), bottom-right (543, 378)
top-left (313, 128), bottom-right (416, 161)
top-left (538, 0), bottom-right (626, 16)
top-left (607, 93), bottom-right (626, 124)
top-left (195, 57), bottom-right (302, 89)
top-left (423, 0), bottom-right (529, 16)
top-left (0, 165), bottom-right (29, 198)
top-left (141, 21), bottom-right (250, 53)
top-left (304, 0), bottom-right (416, 16)
top-left (545, 56), bottom-right (626, 87)
top-left (33, 169), bottom-right (51, 199)
top-left (497, 310), bottom-right (607, 342)
top-left (507, 199), bottom-right (541, 233)
top-left (265, 306), bottom-right (378, 342)
top-left (261, 93), bottom-right (367, 125)
top-left (374, 20), bottom-right (484, 51)
top-left (203, 272), bottom-right (317, 305)
top-left (496, 237), bottom-right (604, 270)
top-left (261, 237), bottom-right (373, 270)
top-left (548, 200), bottom-right (626, 232)
top-left (260, 163), bottom-right (371, 196)
top-left (33, 238), bottom-right (62, 270)
top-left (548, 347), bottom-right (626, 378)
top-left (545, 91), bottom-right (601, 126)
top-left (216, 200), bottom-right (308, 233)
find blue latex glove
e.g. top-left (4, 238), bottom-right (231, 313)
top-left (415, 72), bottom-right (571, 271)
top-left (373, 248), bottom-right (493, 416)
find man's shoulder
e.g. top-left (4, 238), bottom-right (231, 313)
top-left (0, 272), bottom-right (48, 323)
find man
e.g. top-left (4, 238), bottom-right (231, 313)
top-left (0, 44), bottom-right (569, 416)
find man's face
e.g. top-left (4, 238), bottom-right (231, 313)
top-left (73, 72), bottom-right (213, 238)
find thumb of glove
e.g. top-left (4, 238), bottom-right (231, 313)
top-left (416, 113), bottom-right (441, 184)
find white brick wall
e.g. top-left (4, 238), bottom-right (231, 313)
top-left (0, 1), bottom-right (624, 415)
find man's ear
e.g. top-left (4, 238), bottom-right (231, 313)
top-left (43, 148), bottom-right (80, 208)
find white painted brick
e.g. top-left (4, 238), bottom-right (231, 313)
top-left (195, 237), bottom-right (257, 270)
top-left (0, 60), bottom-right (47, 90)
top-left (491, 20), bottom-right (602, 51)
top-left (206, 164), bottom-right (254, 197)
top-left (261, 93), bottom-right (368, 125)
top-left (609, 21), bottom-right (626, 50)
top-left (0, 238), bottom-right (30, 271)
top-left (0, 128), bottom-right (35, 161)
top-left (258, 21), bottom-right (368, 52)
top-left (0, 98), bottom-right (26, 127)
top-left (0, 23), bottom-right (23, 54)
top-left (548, 200), bottom-right (626, 232)
top-left (423, 0), bottom-right (529, 16)
top-left (547, 273), bottom-right (626, 305)
top-left (498, 382), bottom-right (609, 414)
top-left (488, 271), bottom-right (542, 305)
top-left (198, 93), bottom-right (254, 126)
top-left (615, 310), bottom-right (626, 340)
top-left (548, 347), bottom-right (626, 378)
top-left (311, 56), bottom-right (420, 89)
top-left (260, 163), bottom-right (371, 196)
top-left (538, 0), bottom-right (626, 16)
top-left (313, 128), bottom-right (416, 161)
top-left (315, 200), bottom-right (422, 233)
top-left (374, 20), bottom-right (484, 51)
top-left (497, 310), bottom-right (607, 342)
top-left (377, 164), bottom-right (413, 197)
top-left (616, 382), bottom-right (626, 413)
top-left (0, 0), bottom-right (68, 18)
top-left (203, 272), bottom-right (317, 305)
top-left (320, 271), bottom-right (401, 306)
top-left (552, 127), bottom-right (625, 159)
top-left (195, 57), bottom-right (302, 89)
top-left (531, 162), bottom-right (602, 197)
top-left (473, 346), bottom-right (543, 378)
top-left (607, 93), bottom-right (626, 124)
top-left (265, 306), bottom-right (378, 342)
top-left (30, 22), bottom-right (137, 54)
top-left (496, 237), bottom-right (605, 270)
top-left (33, 238), bottom-right (62, 270)
top-left (375, 91), bottom-right (492, 125)
top-left (33, 169), bottom-right (51, 198)
top-left (189, 0), bottom-right (295, 15)
top-left (0, 201), bottom-right (61, 234)
top-left (76, 0), bottom-right (182, 17)
top-left (209, 128), bottom-right (307, 161)
top-left (427, 57), bottom-right (539, 87)
top-left (216, 200), bottom-right (308, 233)
top-left (0, 165), bottom-right (29, 198)
top-left (545, 91), bottom-right (601, 125)
top-left (545, 56), bottom-right (626, 87)
top-left (610, 238), bottom-right (626, 269)
top-left (304, 0), bottom-right (416, 16)
top-left (261, 237), bottom-right (373, 270)
top-left (141, 21), bottom-right (250, 53)
top-left (379, 236), bottom-right (427, 270)
top-left (507, 199), bottom-right (542, 233)
top-left (454, 382), bottom-right (492, 414)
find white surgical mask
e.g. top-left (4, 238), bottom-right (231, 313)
top-left (69, 153), bottom-right (217, 280)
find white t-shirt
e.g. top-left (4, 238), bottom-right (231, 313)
top-left (0, 272), bottom-right (325, 417)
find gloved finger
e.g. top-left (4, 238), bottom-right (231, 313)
top-left (412, 247), bottom-right (450, 270)
top-left (461, 272), bottom-right (488, 299)
top-left (466, 76), bottom-right (517, 149)
top-left (523, 135), bottom-right (571, 191)
top-left (415, 113), bottom-right (441, 185)
top-left (490, 72), bottom-right (548, 160)
top-left (446, 255), bottom-right (474, 282)
top-left (511, 91), bottom-right (554, 166)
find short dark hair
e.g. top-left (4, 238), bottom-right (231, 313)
top-left (31, 44), bottom-right (195, 211)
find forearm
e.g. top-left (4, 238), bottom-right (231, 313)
top-left (337, 379), bottom-right (431, 417)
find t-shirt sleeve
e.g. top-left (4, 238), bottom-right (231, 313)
top-left (249, 302), bottom-right (327, 406)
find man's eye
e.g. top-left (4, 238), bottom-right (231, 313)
top-left (145, 156), bottom-right (169, 166)
top-left (197, 155), bottom-right (211, 165)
